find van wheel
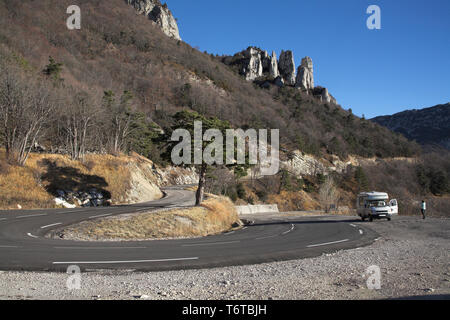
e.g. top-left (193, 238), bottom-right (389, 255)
top-left (387, 217), bottom-right (391, 221)
top-left (369, 215), bottom-right (373, 222)
top-left (361, 217), bottom-right (366, 222)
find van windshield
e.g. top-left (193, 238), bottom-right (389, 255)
top-left (366, 200), bottom-right (388, 207)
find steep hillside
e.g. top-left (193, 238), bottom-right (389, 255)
top-left (1, 0), bottom-right (448, 215)
top-left (371, 103), bottom-right (450, 150)
top-left (0, 149), bottom-right (197, 210)
top-left (0, 0), bottom-right (419, 160)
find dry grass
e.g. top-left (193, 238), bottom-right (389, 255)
top-left (0, 149), bottom-right (137, 209)
top-left (266, 190), bottom-right (321, 212)
top-left (184, 185), bottom-right (198, 192)
top-left (60, 197), bottom-right (240, 240)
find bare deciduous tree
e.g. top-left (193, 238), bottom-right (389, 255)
top-left (0, 66), bottom-right (55, 166)
top-left (319, 175), bottom-right (340, 213)
top-left (102, 90), bottom-right (133, 155)
top-left (61, 91), bottom-right (99, 160)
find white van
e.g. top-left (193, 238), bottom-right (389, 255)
top-left (357, 192), bottom-right (398, 222)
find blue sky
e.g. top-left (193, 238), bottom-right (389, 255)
top-left (166, 0), bottom-right (450, 118)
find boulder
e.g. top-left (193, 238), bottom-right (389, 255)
top-left (278, 50), bottom-right (296, 86)
top-left (54, 197), bottom-right (76, 209)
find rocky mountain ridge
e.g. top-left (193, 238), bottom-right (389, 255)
top-left (371, 103), bottom-right (450, 150)
top-left (222, 47), bottom-right (337, 105)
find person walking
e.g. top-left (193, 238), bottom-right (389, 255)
top-left (421, 200), bottom-right (426, 219)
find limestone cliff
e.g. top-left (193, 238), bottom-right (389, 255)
top-left (127, 0), bottom-right (181, 40)
top-left (223, 47), bottom-right (337, 105)
top-left (296, 57), bottom-right (314, 90)
top-left (278, 50), bottom-right (296, 86)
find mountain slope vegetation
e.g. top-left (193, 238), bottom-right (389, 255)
top-left (371, 103), bottom-right (450, 150)
top-left (1, 0), bottom-right (448, 215)
top-left (0, 0), bottom-right (419, 161)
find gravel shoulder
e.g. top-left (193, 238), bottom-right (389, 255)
top-left (1, 215), bottom-right (449, 300)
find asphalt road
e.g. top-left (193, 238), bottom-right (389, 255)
top-left (0, 186), bottom-right (378, 272)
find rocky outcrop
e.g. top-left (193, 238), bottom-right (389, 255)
top-left (295, 57), bottom-right (314, 90)
top-left (153, 165), bottom-right (199, 186)
top-left (269, 51), bottom-right (280, 78)
top-left (224, 47), bottom-right (280, 81)
top-left (126, 162), bottom-right (164, 203)
top-left (127, 0), bottom-right (181, 40)
top-left (281, 150), bottom-right (351, 178)
top-left (223, 47), bottom-right (338, 104)
top-left (278, 50), bottom-right (296, 85)
top-left (242, 48), bottom-right (263, 81)
top-left (261, 51), bottom-right (271, 72)
top-left (312, 87), bottom-right (337, 104)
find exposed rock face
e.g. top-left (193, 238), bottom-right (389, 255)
top-left (261, 50), bottom-right (271, 72)
top-left (269, 51), bottom-right (280, 78)
top-left (126, 162), bottom-right (164, 203)
top-left (281, 150), bottom-right (351, 178)
top-left (312, 87), bottom-right (337, 104)
top-left (225, 47), bottom-right (280, 81)
top-left (242, 48), bottom-right (263, 81)
top-left (278, 50), bottom-right (296, 85)
top-left (223, 48), bottom-right (337, 104)
top-left (154, 165), bottom-right (199, 186)
top-left (296, 57), bottom-right (314, 90)
top-left (127, 0), bottom-right (181, 40)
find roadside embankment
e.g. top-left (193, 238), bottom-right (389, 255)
top-left (51, 196), bottom-right (241, 241)
top-left (0, 150), bottom-right (197, 210)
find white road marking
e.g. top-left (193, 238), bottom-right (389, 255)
top-left (57, 210), bottom-right (82, 214)
top-left (16, 214), bottom-right (47, 219)
top-left (52, 257), bottom-right (199, 265)
top-left (282, 224), bottom-right (295, 235)
top-left (27, 233), bottom-right (38, 238)
top-left (349, 224), bottom-right (357, 228)
top-left (182, 241), bottom-right (240, 247)
top-left (306, 239), bottom-right (349, 248)
top-left (0, 245), bottom-right (18, 248)
top-left (255, 234), bottom-right (278, 240)
top-left (54, 246), bottom-right (147, 250)
top-left (89, 213), bottom-right (112, 219)
top-left (40, 222), bottom-right (63, 229)
top-left (359, 229), bottom-right (364, 235)
top-left (0, 218), bottom-right (7, 221)
top-left (242, 227), bottom-right (248, 230)
top-left (224, 231), bottom-right (235, 235)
